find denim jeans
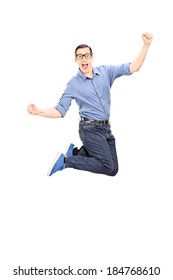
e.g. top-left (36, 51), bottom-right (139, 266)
top-left (65, 120), bottom-right (119, 176)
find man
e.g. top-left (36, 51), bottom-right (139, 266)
top-left (27, 32), bottom-right (153, 176)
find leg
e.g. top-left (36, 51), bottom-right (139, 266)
top-left (65, 121), bottom-right (116, 176)
top-left (106, 127), bottom-right (119, 176)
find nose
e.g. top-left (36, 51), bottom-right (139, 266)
top-left (81, 55), bottom-right (86, 61)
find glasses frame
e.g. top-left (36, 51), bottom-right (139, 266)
top-left (75, 53), bottom-right (92, 60)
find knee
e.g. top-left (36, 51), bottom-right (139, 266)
top-left (108, 165), bottom-right (119, 177)
top-left (104, 164), bottom-right (119, 177)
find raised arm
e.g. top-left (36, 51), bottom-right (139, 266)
top-left (130, 32), bottom-right (153, 74)
top-left (27, 103), bottom-right (62, 118)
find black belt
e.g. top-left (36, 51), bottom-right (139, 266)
top-left (80, 117), bottom-right (109, 125)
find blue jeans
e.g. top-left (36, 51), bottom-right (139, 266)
top-left (65, 120), bottom-right (119, 176)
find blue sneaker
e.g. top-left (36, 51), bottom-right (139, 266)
top-left (64, 143), bottom-right (75, 157)
top-left (47, 152), bottom-right (65, 176)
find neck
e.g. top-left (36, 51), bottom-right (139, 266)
top-left (84, 69), bottom-right (93, 78)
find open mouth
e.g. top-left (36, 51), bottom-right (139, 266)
top-left (82, 63), bottom-right (88, 70)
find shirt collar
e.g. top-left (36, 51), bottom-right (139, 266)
top-left (77, 67), bottom-right (100, 81)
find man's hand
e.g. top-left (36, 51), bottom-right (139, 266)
top-left (26, 104), bottom-right (62, 118)
top-left (130, 32), bottom-right (153, 73)
top-left (142, 32), bottom-right (153, 46)
top-left (27, 103), bottom-right (39, 115)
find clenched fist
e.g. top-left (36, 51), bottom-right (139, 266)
top-left (27, 103), bottom-right (38, 115)
top-left (142, 32), bottom-right (153, 45)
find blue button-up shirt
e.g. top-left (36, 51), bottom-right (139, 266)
top-left (55, 63), bottom-right (131, 120)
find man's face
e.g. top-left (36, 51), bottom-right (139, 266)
top-left (75, 47), bottom-right (93, 75)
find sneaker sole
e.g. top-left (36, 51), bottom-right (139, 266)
top-left (47, 152), bottom-right (61, 176)
top-left (64, 143), bottom-right (74, 157)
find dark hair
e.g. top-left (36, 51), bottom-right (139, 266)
top-left (75, 44), bottom-right (93, 55)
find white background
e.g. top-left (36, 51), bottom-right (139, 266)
top-left (0, 0), bottom-right (173, 279)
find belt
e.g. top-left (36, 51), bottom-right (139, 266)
top-left (80, 117), bottom-right (109, 125)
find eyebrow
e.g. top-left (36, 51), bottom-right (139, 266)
top-left (76, 52), bottom-right (90, 54)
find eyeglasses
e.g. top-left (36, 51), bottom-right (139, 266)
top-left (76, 53), bottom-right (92, 60)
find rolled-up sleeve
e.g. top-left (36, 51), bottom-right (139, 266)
top-left (54, 83), bottom-right (74, 117)
top-left (103, 63), bottom-right (131, 87)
